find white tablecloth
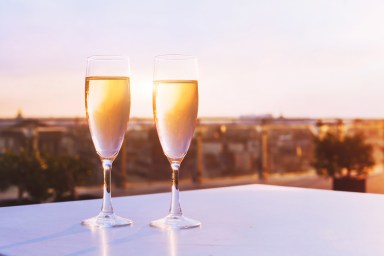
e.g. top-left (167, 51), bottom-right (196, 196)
top-left (1, 184), bottom-right (384, 255)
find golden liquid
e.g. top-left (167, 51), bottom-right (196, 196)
top-left (153, 80), bottom-right (198, 161)
top-left (85, 76), bottom-right (130, 159)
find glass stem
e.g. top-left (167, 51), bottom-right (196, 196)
top-left (101, 159), bottom-right (114, 215)
top-left (169, 163), bottom-right (182, 216)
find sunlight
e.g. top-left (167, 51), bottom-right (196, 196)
top-left (129, 77), bottom-right (153, 117)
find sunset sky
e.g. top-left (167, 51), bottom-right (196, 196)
top-left (1, 0), bottom-right (384, 119)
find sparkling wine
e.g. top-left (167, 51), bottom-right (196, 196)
top-left (85, 76), bottom-right (130, 159)
top-left (153, 80), bottom-right (198, 161)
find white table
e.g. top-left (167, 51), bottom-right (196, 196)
top-left (1, 184), bottom-right (384, 256)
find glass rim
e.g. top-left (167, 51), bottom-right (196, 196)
top-left (87, 55), bottom-right (129, 61)
top-left (155, 54), bottom-right (196, 61)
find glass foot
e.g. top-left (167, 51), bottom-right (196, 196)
top-left (81, 212), bottom-right (132, 228)
top-left (150, 214), bottom-right (201, 230)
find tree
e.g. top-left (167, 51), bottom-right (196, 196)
top-left (313, 133), bottom-right (340, 178)
top-left (0, 151), bottom-right (93, 204)
top-left (313, 133), bottom-right (374, 178)
top-left (0, 152), bottom-right (13, 191)
top-left (0, 151), bottom-right (50, 202)
top-left (44, 154), bottom-right (93, 201)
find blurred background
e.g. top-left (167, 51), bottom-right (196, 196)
top-left (1, 0), bottom-right (384, 205)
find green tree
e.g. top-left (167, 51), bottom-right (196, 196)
top-left (44, 154), bottom-right (93, 201)
top-left (0, 152), bottom-right (13, 191)
top-left (0, 151), bottom-right (93, 204)
top-left (0, 151), bottom-right (50, 202)
top-left (313, 133), bottom-right (374, 178)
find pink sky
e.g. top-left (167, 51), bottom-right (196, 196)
top-left (1, 0), bottom-right (384, 119)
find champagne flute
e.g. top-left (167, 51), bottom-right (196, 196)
top-left (150, 54), bottom-right (201, 229)
top-left (82, 55), bottom-right (132, 228)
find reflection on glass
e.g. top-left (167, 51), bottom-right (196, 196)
top-left (101, 229), bottom-right (109, 256)
top-left (168, 230), bottom-right (178, 256)
top-left (90, 228), bottom-right (110, 256)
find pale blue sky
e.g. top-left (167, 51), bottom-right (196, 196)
top-left (1, 0), bottom-right (384, 118)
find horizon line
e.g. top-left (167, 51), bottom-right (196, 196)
top-left (0, 114), bottom-right (384, 121)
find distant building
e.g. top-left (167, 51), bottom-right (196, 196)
top-left (0, 116), bottom-right (81, 156)
top-left (0, 115), bottom-right (383, 183)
